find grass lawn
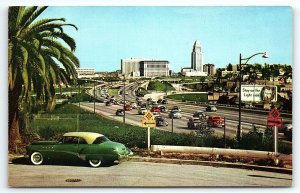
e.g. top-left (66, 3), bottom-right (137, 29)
top-left (167, 93), bottom-right (208, 103)
top-left (28, 104), bottom-right (291, 154)
top-left (108, 88), bottom-right (120, 97)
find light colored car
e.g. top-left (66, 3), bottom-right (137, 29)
top-left (171, 106), bottom-right (181, 112)
top-left (187, 117), bottom-right (202, 129)
top-left (138, 108), bottom-right (147, 115)
top-left (193, 110), bottom-right (207, 118)
top-left (26, 132), bottom-right (133, 167)
top-left (169, 110), bottom-right (182, 119)
top-left (206, 105), bottom-right (217, 112)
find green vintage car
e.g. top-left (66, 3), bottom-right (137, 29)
top-left (26, 132), bottom-right (133, 167)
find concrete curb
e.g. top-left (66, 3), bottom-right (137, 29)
top-left (128, 156), bottom-right (292, 175)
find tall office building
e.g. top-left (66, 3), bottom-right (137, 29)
top-left (191, 40), bottom-right (204, 72)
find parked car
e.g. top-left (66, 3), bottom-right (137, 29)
top-left (138, 108), bottom-right (147, 115)
top-left (124, 104), bottom-right (133, 111)
top-left (193, 110), bottom-right (207, 118)
top-left (206, 105), bottom-right (217, 112)
top-left (116, 109), bottom-right (125, 116)
top-left (155, 116), bottom-right (169, 127)
top-left (207, 116), bottom-right (224, 127)
top-left (187, 117), bottom-right (202, 129)
top-left (171, 106), bottom-right (181, 112)
top-left (159, 105), bottom-right (168, 113)
top-left (169, 110), bottom-right (182, 119)
top-left (26, 132), bottom-right (133, 167)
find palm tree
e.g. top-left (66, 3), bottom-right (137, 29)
top-left (8, 6), bottom-right (79, 151)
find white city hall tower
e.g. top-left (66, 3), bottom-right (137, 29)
top-left (191, 40), bottom-right (203, 72)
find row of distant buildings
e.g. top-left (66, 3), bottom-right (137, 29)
top-left (120, 40), bottom-right (215, 78)
top-left (76, 40), bottom-right (215, 79)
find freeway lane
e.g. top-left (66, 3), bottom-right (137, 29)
top-left (79, 102), bottom-right (272, 138)
top-left (9, 161), bottom-right (292, 187)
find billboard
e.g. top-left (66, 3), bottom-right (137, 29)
top-left (241, 85), bottom-right (277, 102)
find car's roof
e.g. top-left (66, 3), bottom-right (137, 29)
top-left (63, 132), bottom-right (104, 144)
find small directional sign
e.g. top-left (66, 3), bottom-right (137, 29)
top-left (141, 111), bottom-right (156, 127)
top-left (141, 119), bottom-right (156, 128)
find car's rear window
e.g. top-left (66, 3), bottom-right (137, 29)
top-left (93, 136), bottom-right (109, 144)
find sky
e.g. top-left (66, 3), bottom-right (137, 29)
top-left (40, 6), bottom-right (292, 72)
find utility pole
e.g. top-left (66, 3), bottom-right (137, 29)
top-left (123, 75), bottom-right (126, 124)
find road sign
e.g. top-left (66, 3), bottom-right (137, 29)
top-left (143, 111), bottom-right (154, 121)
top-left (268, 108), bottom-right (281, 118)
top-left (141, 118), bottom-right (156, 128)
top-left (267, 117), bottom-right (282, 127)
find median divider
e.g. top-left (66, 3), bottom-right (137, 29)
top-left (151, 145), bottom-right (291, 161)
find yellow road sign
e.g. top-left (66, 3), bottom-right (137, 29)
top-left (141, 118), bottom-right (156, 128)
top-left (143, 111), bottom-right (154, 121)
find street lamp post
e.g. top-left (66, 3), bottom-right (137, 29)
top-left (123, 75), bottom-right (126, 124)
top-left (93, 81), bottom-right (96, 114)
top-left (237, 52), bottom-right (269, 141)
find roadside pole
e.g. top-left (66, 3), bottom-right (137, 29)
top-left (172, 116), bottom-right (174, 133)
top-left (274, 125), bottom-right (278, 155)
top-left (223, 117), bottom-right (226, 148)
top-left (148, 126), bottom-right (150, 151)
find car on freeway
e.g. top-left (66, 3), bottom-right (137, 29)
top-left (161, 99), bottom-right (168, 104)
top-left (280, 122), bottom-right (292, 141)
top-left (159, 105), bottom-right (168, 113)
top-left (155, 116), bottom-right (169, 127)
top-left (130, 102), bottom-right (137, 109)
top-left (193, 110), bottom-right (207, 118)
top-left (124, 104), bottom-right (133, 111)
top-left (115, 109), bottom-right (125, 116)
top-left (157, 99), bottom-right (163, 104)
top-left (138, 107), bottom-right (147, 115)
top-left (206, 105), bottom-right (217, 112)
top-left (207, 116), bottom-right (224, 127)
top-left (171, 106), bottom-right (181, 112)
top-left (151, 106), bottom-right (161, 114)
top-left (187, 117), bottom-right (203, 129)
top-left (105, 101), bottom-right (112, 106)
top-left (168, 110), bottom-right (182, 119)
top-left (26, 132), bottom-right (133, 167)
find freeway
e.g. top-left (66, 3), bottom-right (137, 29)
top-left (79, 102), bottom-right (282, 139)
top-left (8, 160), bottom-right (292, 187)
top-left (85, 81), bottom-right (290, 140)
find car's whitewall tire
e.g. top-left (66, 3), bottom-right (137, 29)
top-left (89, 160), bottom-right (102, 167)
top-left (30, 152), bottom-right (43, 165)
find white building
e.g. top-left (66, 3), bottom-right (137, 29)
top-left (191, 40), bottom-right (204, 72)
top-left (121, 58), bottom-right (144, 77)
top-left (76, 68), bottom-right (96, 78)
top-left (140, 60), bottom-right (169, 78)
top-left (121, 58), bottom-right (170, 78)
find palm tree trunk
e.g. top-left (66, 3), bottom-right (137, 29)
top-left (8, 86), bottom-right (22, 152)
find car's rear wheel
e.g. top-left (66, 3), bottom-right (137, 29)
top-left (89, 160), bottom-right (102, 167)
top-left (30, 152), bottom-right (43, 165)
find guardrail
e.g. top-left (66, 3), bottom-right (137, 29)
top-left (168, 99), bottom-right (292, 118)
top-left (151, 145), bottom-right (291, 161)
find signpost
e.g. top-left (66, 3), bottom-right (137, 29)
top-left (141, 111), bottom-right (156, 151)
top-left (267, 108), bottom-right (282, 156)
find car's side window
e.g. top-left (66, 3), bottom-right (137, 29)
top-left (78, 137), bottom-right (87, 144)
top-left (63, 136), bottom-right (78, 144)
